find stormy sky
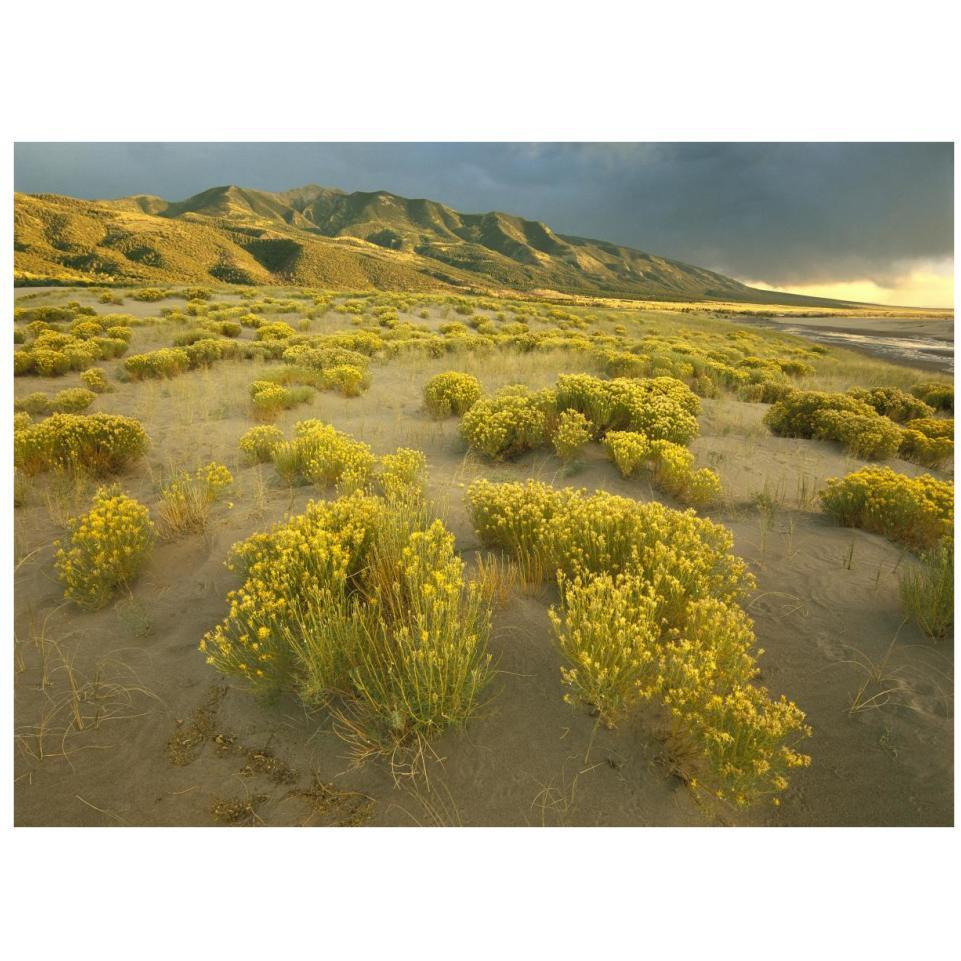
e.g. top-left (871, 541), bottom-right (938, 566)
top-left (13, 142), bottom-right (954, 306)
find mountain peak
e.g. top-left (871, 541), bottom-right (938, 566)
top-left (13, 184), bottom-right (851, 307)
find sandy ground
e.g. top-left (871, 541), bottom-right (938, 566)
top-left (12, 289), bottom-right (954, 826)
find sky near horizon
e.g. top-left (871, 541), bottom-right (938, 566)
top-left (13, 142), bottom-right (954, 307)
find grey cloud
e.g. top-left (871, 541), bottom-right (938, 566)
top-left (13, 142), bottom-right (953, 286)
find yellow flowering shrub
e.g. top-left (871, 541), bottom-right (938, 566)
top-left (80, 367), bottom-right (111, 393)
top-left (54, 486), bottom-right (155, 609)
top-left (378, 447), bottom-right (427, 500)
top-left (812, 410), bottom-right (903, 459)
top-left (270, 420), bottom-right (375, 492)
top-left (467, 480), bottom-right (752, 610)
top-left (820, 467), bottom-right (952, 551)
top-left (157, 462), bottom-right (234, 537)
top-left (322, 363), bottom-right (370, 397)
top-left (468, 479), bottom-right (806, 804)
top-left (239, 424), bottom-right (285, 463)
top-left (14, 413), bottom-right (149, 476)
top-left (898, 418), bottom-right (953, 468)
top-left (201, 492), bottom-right (493, 750)
top-left (603, 432), bottom-right (720, 506)
top-left (14, 411), bottom-right (32, 432)
top-left (124, 348), bottom-right (191, 380)
top-left (459, 385), bottom-right (551, 460)
top-left (551, 409), bottom-right (592, 462)
top-left (848, 386), bottom-right (934, 423)
top-left (910, 381), bottom-right (953, 413)
top-left (255, 321), bottom-right (297, 341)
top-left (764, 390), bottom-right (875, 437)
top-left (249, 380), bottom-right (313, 420)
top-left (50, 387), bottom-right (97, 414)
top-left (423, 371), bottom-right (483, 417)
top-left (603, 430), bottom-right (650, 477)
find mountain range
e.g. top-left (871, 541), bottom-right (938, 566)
top-left (14, 184), bottom-right (851, 305)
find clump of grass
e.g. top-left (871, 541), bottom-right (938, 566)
top-left (54, 486), bottom-right (155, 609)
top-left (157, 462), bottom-right (233, 537)
top-left (899, 544), bottom-right (953, 640)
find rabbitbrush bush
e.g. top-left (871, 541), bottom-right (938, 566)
top-left (553, 374), bottom-right (700, 444)
top-left (459, 385), bottom-right (552, 460)
top-left (271, 420), bottom-right (375, 492)
top-left (910, 381), bottom-right (953, 413)
top-left (55, 486), bottom-right (155, 609)
top-left (423, 371), bottom-right (483, 417)
top-left (848, 387), bottom-right (934, 423)
top-left (551, 409), bottom-right (592, 463)
top-left (898, 418), bottom-right (954, 468)
top-left (820, 467), bottom-right (953, 551)
top-left (812, 410), bottom-right (904, 459)
top-left (603, 431), bottom-right (721, 506)
top-left (322, 363), bottom-right (369, 397)
top-left (466, 479), bottom-right (809, 806)
top-left (201, 490), bottom-right (493, 752)
top-left (249, 380), bottom-right (313, 420)
top-left (80, 368), bottom-right (110, 393)
top-left (124, 348), bottom-right (191, 380)
top-left (14, 413), bottom-right (149, 476)
top-left (239, 425), bottom-right (285, 464)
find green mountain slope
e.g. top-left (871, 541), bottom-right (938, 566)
top-left (14, 185), bottom-right (853, 305)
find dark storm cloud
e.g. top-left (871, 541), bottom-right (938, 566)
top-left (13, 142), bottom-right (953, 286)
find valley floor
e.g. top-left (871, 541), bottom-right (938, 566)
top-left (12, 287), bottom-right (954, 826)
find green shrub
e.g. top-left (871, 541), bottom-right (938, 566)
top-left (765, 390), bottom-right (875, 437)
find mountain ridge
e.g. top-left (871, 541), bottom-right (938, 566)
top-left (14, 184), bottom-right (860, 306)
